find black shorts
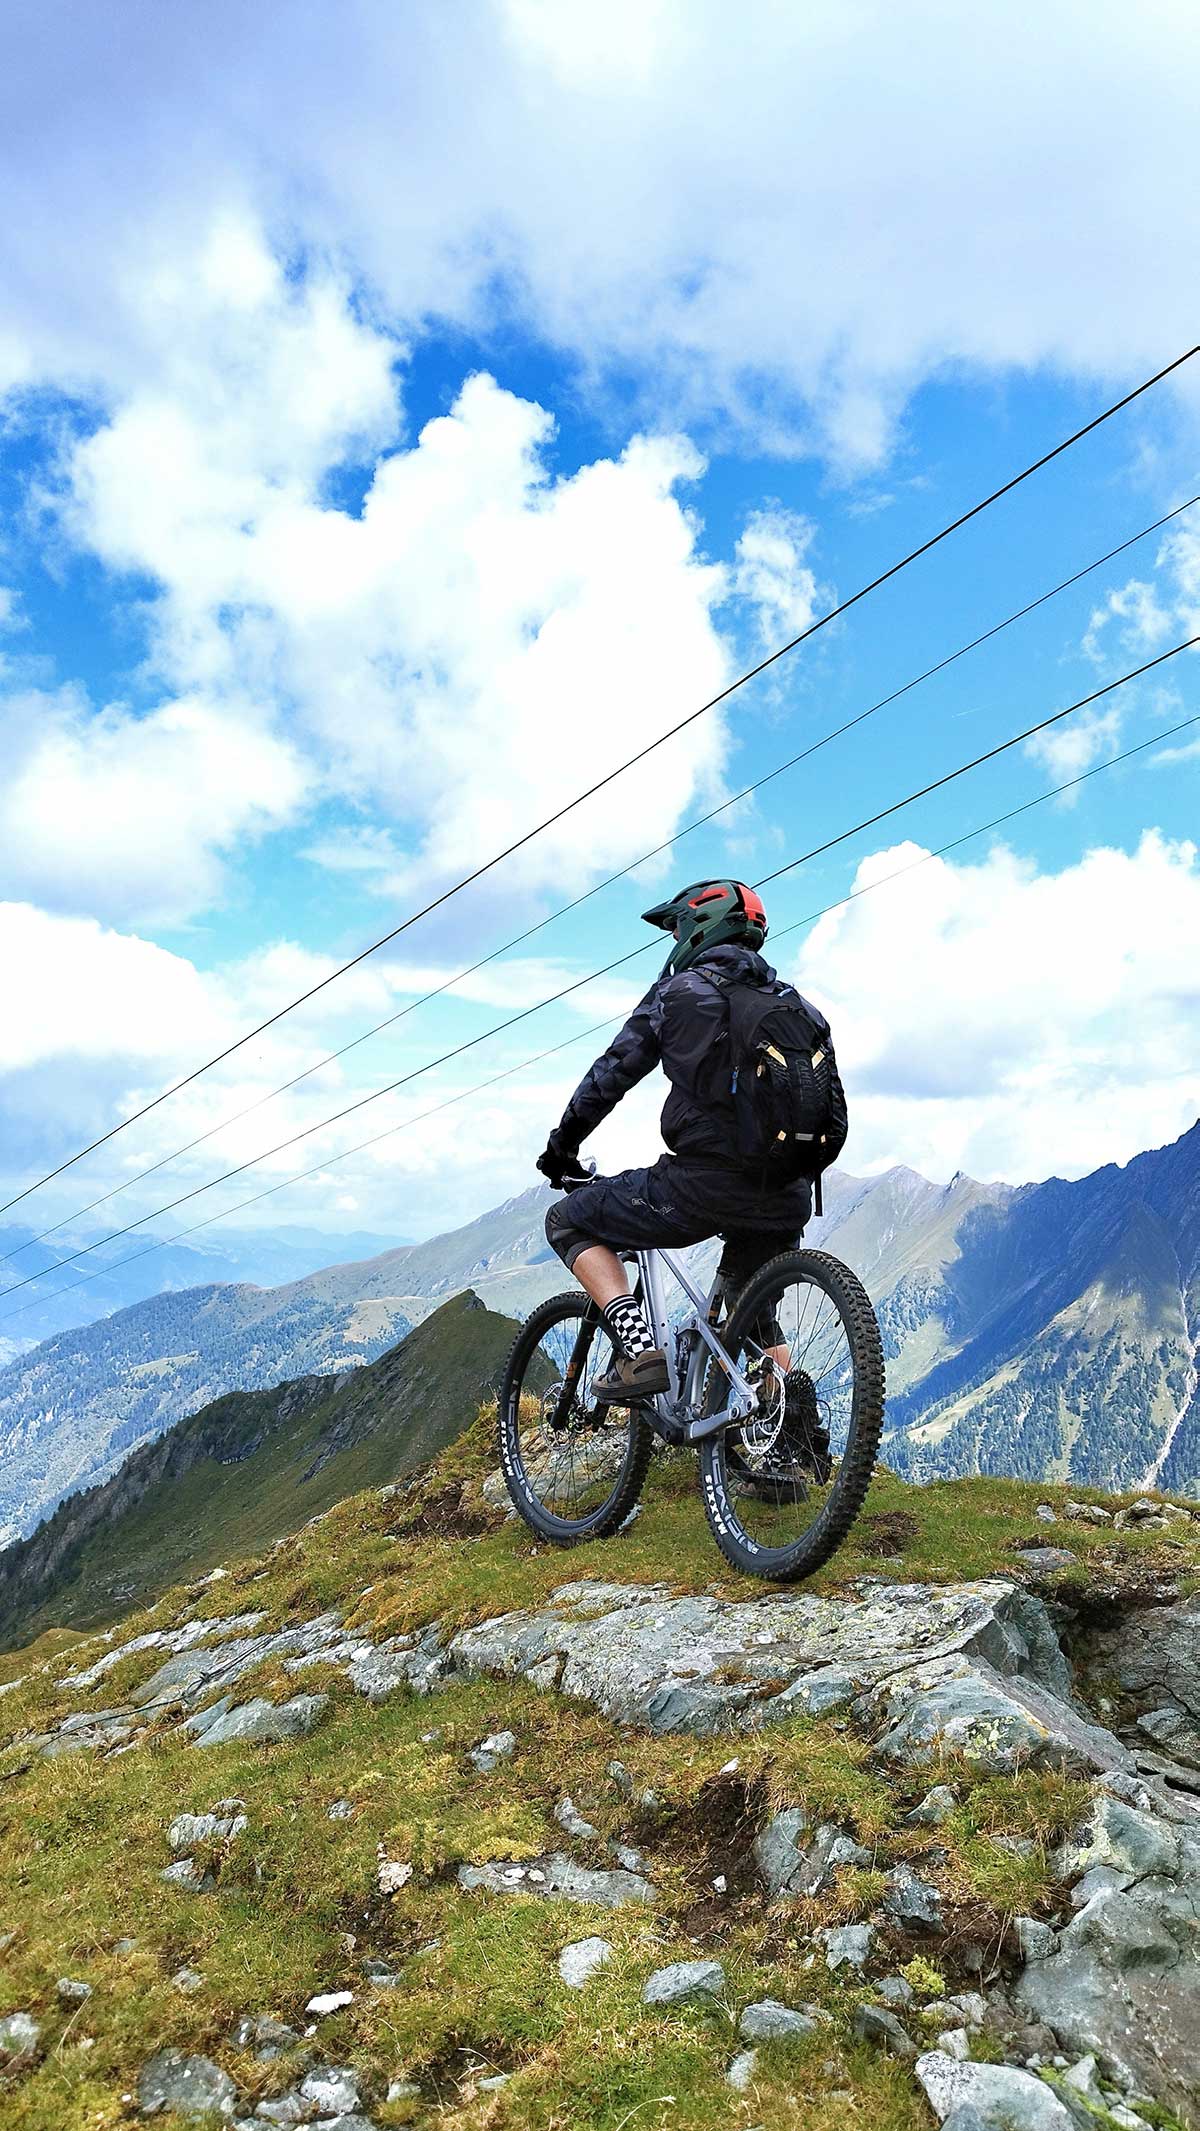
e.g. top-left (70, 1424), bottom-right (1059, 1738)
top-left (544, 1155), bottom-right (808, 1295)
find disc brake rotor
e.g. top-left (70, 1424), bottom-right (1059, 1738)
top-left (738, 1358), bottom-right (787, 1459)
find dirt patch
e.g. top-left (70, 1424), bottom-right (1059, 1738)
top-left (857, 1510), bottom-right (921, 1557)
top-left (391, 1481), bottom-right (497, 1542)
top-left (406, 2036), bottom-right (521, 2108)
top-left (1045, 1551), bottom-right (1186, 1633)
top-left (649, 1768), bottom-right (771, 1935)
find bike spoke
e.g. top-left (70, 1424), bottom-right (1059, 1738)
top-left (506, 1305), bottom-right (639, 1525)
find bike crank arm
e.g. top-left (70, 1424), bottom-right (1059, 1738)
top-left (684, 1392), bottom-right (757, 1445)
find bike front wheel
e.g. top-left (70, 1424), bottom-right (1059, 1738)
top-left (497, 1292), bottom-right (655, 1545)
top-left (698, 1248), bottom-right (884, 1582)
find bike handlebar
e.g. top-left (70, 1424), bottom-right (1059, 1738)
top-left (561, 1158), bottom-right (598, 1192)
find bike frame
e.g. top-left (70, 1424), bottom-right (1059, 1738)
top-left (631, 1246), bottom-right (760, 1443)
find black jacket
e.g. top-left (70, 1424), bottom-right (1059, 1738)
top-left (555, 943), bottom-right (832, 1169)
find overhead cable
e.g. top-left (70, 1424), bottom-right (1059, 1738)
top-left (4, 344), bottom-right (1195, 1217)
top-left (5, 700), bottom-right (1196, 1333)
top-left (2, 631), bottom-right (1193, 1305)
top-left (6, 491), bottom-right (1197, 1262)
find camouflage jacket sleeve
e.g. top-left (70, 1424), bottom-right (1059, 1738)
top-left (554, 980), bottom-right (666, 1151)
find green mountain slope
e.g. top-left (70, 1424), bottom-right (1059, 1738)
top-left (0, 1291), bottom-right (518, 1649)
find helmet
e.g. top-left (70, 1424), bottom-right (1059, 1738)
top-left (641, 879), bottom-right (768, 976)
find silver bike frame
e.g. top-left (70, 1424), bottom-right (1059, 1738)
top-left (633, 1245), bottom-right (760, 1443)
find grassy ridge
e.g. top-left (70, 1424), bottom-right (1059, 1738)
top-left (0, 1292), bottom-right (520, 1650)
top-left (3, 1427), bottom-right (1197, 2130)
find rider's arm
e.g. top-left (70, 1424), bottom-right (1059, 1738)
top-left (551, 981), bottom-right (665, 1153)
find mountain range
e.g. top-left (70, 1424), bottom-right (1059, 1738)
top-left (0, 1289), bottom-right (518, 1649)
top-left (0, 1221), bottom-right (404, 1363)
top-left (1, 1120), bottom-right (1197, 1552)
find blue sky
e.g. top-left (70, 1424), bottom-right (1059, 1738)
top-left (1, 0), bottom-right (1198, 1287)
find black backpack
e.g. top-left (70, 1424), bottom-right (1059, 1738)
top-left (722, 979), bottom-right (848, 1213)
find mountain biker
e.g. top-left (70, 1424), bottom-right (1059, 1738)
top-left (536, 880), bottom-right (834, 1404)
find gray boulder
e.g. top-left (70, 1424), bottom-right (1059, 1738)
top-left (642, 1959), bottom-right (725, 2007)
top-left (884, 1863), bottom-right (944, 1931)
top-left (821, 1923), bottom-right (874, 1971)
top-left (907, 1785), bottom-right (959, 1826)
top-left (738, 2000), bottom-right (818, 2041)
top-left (555, 1796), bottom-right (599, 1841)
top-left (160, 1858), bottom-right (214, 1894)
top-left (853, 2004), bottom-right (917, 2058)
top-left (753, 1807), bottom-right (810, 1897)
top-left (469, 1730), bottom-right (516, 1773)
top-left (169, 1807), bottom-right (247, 1849)
top-left (727, 2049), bottom-right (758, 2090)
top-left (138, 2049), bottom-right (238, 2118)
top-left (916, 2051), bottom-right (1079, 2128)
top-left (1014, 1918), bottom-right (1058, 1963)
top-left (0, 2012), bottom-right (40, 2064)
top-left (299, 2067), bottom-right (361, 2115)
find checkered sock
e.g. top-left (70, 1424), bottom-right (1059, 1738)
top-left (602, 1295), bottom-right (656, 1360)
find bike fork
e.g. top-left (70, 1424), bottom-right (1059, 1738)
top-left (549, 1306), bottom-right (602, 1431)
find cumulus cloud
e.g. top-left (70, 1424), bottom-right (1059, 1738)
top-left (59, 284), bottom-right (738, 901)
top-left (2, 3), bottom-right (1199, 461)
top-left (0, 685), bottom-right (309, 927)
top-left (787, 830), bottom-right (1200, 1183)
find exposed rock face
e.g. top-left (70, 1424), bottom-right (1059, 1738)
top-left (27, 1577), bottom-right (1150, 1787)
top-left (457, 1853), bottom-right (657, 1908)
top-left (185, 1694), bottom-right (329, 1747)
top-left (1081, 1592), bottom-right (1200, 1778)
top-left (447, 1578), bottom-right (1125, 1773)
top-left (1013, 1791), bottom-right (1200, 2125)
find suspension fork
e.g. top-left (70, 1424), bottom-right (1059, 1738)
top-left (549, 1304), bottom-right (602, 1431)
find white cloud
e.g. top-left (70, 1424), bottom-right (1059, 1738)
top-left (0, 902), bottom-right (224, 1077)
top-left (1081, 578), bottom-right (1173, 665)
top-left (0, 685), bottom-right (309, 927)
top-left (60, 308), bottom-right (738, 902)
top-left (732, 508), bottom-right (821, 647)
top-left (1023, 704), bottom-right (1122, 787)
top-left (3, 3), bottom-right (1199, 462)
top-left (787, 830), bottom-right (1200, 1183)
top-left (1160, 520), bottom-right (1200, 636)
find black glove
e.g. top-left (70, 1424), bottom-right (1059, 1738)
top-left (536, 1136), bottom-right (590, 1191)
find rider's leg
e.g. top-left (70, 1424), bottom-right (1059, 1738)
top-left (543, 1175), bottom-right (690, 1398)
top-left (719, 1233), bottom-right (802, 1374)
top-left (569, 1245), bottom-right (661, 1368)
top-left (570, 1244), bottom-right (632, 1311)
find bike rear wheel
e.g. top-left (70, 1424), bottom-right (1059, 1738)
top-left (698, 1248), bottom-right (884, 1581)
top-left (497, 1292), bottom-right (655, 1544)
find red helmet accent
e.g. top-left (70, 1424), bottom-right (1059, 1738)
top-left (739, 886), bottom-right (766, 931)
top-left (691, 886), bottom-right (728, 907)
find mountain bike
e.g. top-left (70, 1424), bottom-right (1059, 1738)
top-left (497, 1176), bottom-right (885, 1581)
